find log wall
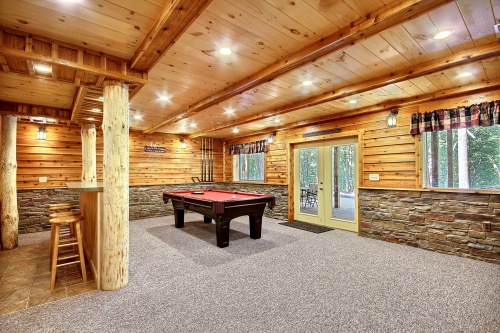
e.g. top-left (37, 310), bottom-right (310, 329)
top-left (16, 122), bottom-right (223, 189)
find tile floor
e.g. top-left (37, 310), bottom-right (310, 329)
top-left (0, 233), bottom-right (96, 316)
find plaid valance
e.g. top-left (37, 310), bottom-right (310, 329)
top-left (410, 100), bottom-right (500, 135)
top-left (229, 140), bottom-right (268, 155)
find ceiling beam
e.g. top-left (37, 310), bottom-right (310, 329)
top-left (71, 86), bottom-right (89, 123)
top-left (130, 0), bottom-right (213, 71)
top-left (144, 0), bottom-right (453, 134)
top-left (263, 80), bottom-right (500, 134)
top-left (188, 42), bottom-right (500, 138)
top-left (0, 100), bottom-right (71, 121)
top-left (0, 29), bottom-right (148, 87)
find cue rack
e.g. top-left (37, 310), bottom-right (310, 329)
top-left (201, 137), bottom-right (214, 182)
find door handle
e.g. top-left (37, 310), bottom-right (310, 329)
top-left (319, 188), bottom-right (323, 190)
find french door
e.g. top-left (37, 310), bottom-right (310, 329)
top-left (293, 138), bottom-right (358, 232)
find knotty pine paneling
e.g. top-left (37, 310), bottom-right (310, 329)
top-left (16, 122), bottom-right (223, 189)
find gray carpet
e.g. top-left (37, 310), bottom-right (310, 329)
top-left (2, 213), bottom-right (500, 333)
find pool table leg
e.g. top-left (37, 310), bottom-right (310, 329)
top-left (174, 209), bottom-right (185, 228)
top-left (249, 215), bottom-right (262, 239)
top-left (215, 220), bottom-right (230, 248)
top-left (203, 216), bottom-right (212, 224)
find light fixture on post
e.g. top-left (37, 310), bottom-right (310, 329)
top-left (387, 110), bottom-right (398, 128)
top-left (180, 138), bottom-right (186, 149)
top-left (37, 127), bottom-right (47, 140)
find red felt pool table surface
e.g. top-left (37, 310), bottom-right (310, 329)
top-left (162, 189), bottom-right (275, 247)
top-left (168, 189), bottom-right (270, 201)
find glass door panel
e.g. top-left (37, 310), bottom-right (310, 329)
top-left (299, 148), bottom-right (319, 216)
top-left (331, 145), bottom-right (355, 222)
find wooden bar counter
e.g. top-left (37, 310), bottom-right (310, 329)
top-left (66, 182), bottom-right (104, 289)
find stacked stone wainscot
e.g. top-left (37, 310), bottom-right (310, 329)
top-left (359, 189), bottom-right (500, 264)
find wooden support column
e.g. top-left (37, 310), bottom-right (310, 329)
top-left (81, 124), bottom-right (97, 183)
top-left (0, 115), bottom-right (19, 250)
top-left (101, 80), bottom-right (129, 290)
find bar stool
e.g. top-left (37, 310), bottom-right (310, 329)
top-left (49, 214), bottom-right (87, 290)
top-left (49, 203), bottom-right (78, 237)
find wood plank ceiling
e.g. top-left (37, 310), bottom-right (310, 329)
top-left (0, 0), bottom-right (499, 139)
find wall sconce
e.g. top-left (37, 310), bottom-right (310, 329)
top-left (387, 110), bottom-right (398, 128)
top-left (180, 138), bottom-right (186, 149)
top-left (37, 127), bottom-right (47, 140)
top-left (267, 132), bottom-right (276, 144)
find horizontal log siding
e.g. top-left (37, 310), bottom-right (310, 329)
top-left (16, 122), bottom-right (223, 189)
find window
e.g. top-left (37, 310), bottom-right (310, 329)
top-left (422, 126), bottom-right (500, 189)
top-left (233, 152), bottom-right (264, 181)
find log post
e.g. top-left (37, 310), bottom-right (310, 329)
top-left (101, 80), bottom-right (129, 290)
top-left (1, 115), bottom-right (19, 250)
top-left (81, 123), bottom-right (97, 183)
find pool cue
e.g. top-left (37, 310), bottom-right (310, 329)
top-left (201, 137), bottom-right (205, 182)
top-left (210, 137), bottom-right (213, 181)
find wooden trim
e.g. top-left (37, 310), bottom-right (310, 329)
top-left (130, 0), bottom-right (213, 71)
top-left (358, 186), bottom-right (500, 195)
top-left (189, 42), bottom-right (500, 137)
top-left (71, 87), bottom-right (89, 123)
top-left (144, 0), bottom-right (452, 134)
top-left (0, 101), bottom-right (71, 120)
top-left (286, 142), bottom-right (294, 222)
top-left (287, 130), bottom-right (361, 145)
top-left (415, 134), bottom-right (422, 189)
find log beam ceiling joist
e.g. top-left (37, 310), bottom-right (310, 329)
top-left (130, 0), bottom-right (213, 71)
top-left (144, 0), bottom-right (453, 134)
top-left (277, 79), bottom-right (500, 133)
top-left (188, 42), bottom-right (500, 138)
top-left (229, 79), bottom-right (500, 141)
top-left (0, 29), bottom-right (148, 87)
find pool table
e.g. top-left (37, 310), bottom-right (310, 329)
top-left (163, 189), bottom-right (276, 248)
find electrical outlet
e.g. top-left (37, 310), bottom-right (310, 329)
top-left (483, 222), bottom-right (492, 232)
top-left (368, 174), bottom-right (380, 181)
top-left (39, 176), bottom-right (47, 183)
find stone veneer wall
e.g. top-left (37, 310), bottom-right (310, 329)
top-left (17, 183), bottom-right (287, 233)
top-left (129, 182), bottom-right (288, 220)
top-left (17, 188), bottom-right (80, 233)
top-left (359, 189), bottom-right (500, 264)
top-left (219, 183), bottom-right (288, 220)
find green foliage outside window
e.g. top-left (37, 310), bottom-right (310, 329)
top-left (423, 126), bottom-right (500, 189)
top-left (239, 152), bottom-right (264, 181)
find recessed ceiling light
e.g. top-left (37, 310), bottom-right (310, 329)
top-left (91, 108), bottom-right (101, 113)
top-left (302, 80), bottom-right (312, 86)
top-left (432, 29), bottom-right (454, 40)
top-left (190, 122), bottom-right (197, 128)
top-left (218, 47), bottom-right (232, 56)
top-left (225, 108), bottom-right (235, 114)
top-left (159, 96), bottom-right (169, 101)
top-left (458, 72), bottom-right (472, 78)
top-left (273, 119), bottom-right (280, 123)
top-left (134, 115), bottom-right (142, 120)
top-left (348, 100), bottom-right (358, 104)
top-left (87, 117), bottom-right (95, 121)
top-left (232, 128), bottom-right (239, 133)
top-left (34, 64), bottom-right (52, 73)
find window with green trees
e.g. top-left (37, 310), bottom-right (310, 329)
top-left (235, 152), bottom-right (264, 181)
top-left (422, 126), bottom-right (500, 189)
